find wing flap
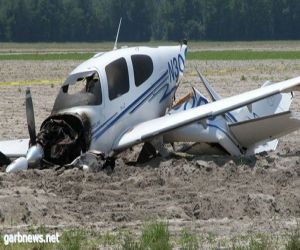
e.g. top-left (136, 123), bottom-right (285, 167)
top-left (114, 76), bottom-right (300, 151)
top-left (229, 111), bottom-right (300, 147)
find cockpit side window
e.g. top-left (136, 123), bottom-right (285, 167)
top-left (105, 57), bottom-right (129, 100)
top-left (52, 71), bottom-right (102, 112)
top-left (131, 55), bottom-right (153, 87)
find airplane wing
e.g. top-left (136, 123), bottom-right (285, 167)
top-left (114, 76), bottom-right (300, 151)
top-left (0, 139), bottom-right (29, 158)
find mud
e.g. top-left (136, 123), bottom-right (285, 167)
top-left (0, 59), bottom-right (300, 240)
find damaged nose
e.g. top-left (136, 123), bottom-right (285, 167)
top-left (37, 113), bottom-right (91, 165)
top-left (6, 113), bottom-right (90, 172)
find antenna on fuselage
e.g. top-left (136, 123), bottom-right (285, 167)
top-left (113, 17), bottom-right (122, 50)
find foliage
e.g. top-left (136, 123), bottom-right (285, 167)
top-left (58, 229), bottom-right (86, 250)
top-left (0, 0), bottom-right (299, 42)
top-left (121, 233), bottom-right (142, 250)
top-left (285, 225), bottom-right (300, 250)
top-left (140, 221), bottom-right (172, 250)
top-left (179, 229), bottom-right (199, 250)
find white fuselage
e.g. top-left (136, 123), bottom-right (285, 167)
top-left (55, 45), bottom-right (187, 154)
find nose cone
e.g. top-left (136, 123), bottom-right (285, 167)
top-left (26, 144), bottom-right (44, 167)
top-left (5, 144), bottom-right (44, 173)
top-left (6, 157), bottom-right (28, 173)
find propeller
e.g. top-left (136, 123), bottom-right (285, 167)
top-left (6, 88), bottom-right (44, 172)
top-left (25, 87), bottom-right (36, 145)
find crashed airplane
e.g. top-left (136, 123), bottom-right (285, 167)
top-left (1, 40), bottom-right (300, 172)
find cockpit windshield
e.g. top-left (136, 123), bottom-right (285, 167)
top-left (52, 70), bottom-right (102, 112)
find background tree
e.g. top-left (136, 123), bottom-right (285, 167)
top-left (0, 0), bottom-right (299, 42)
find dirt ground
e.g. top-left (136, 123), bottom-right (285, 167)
top-left (0, 58), bottom-right (300, 245)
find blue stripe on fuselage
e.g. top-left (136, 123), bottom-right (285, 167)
top-left (207, 123), bottom-right (239, 150)
top-left (226, 112), bottom-right (238, 123)
top-left (92, 71), bottom-right (168, 140)
top-left (129, 73), bottom-right (169, 114)
top-left (92, 112), bottom-right (118, 135)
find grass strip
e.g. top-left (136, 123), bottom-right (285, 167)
top-left (1, 221), bottom-right (300, 249)
top-left (0, 50), bottom-right (299, 61)
top-left (0, 53), bottom-right (94, 61)
top-left (0, 79), bottom-right (63, 86)
top-left (187, 50), bottom-right (300, 60)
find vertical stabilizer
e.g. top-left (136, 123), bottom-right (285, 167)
top-left (195, 69), bottom-right (221, 101)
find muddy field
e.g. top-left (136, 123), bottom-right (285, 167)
top-left (0, 58), bottom-right (300, 246)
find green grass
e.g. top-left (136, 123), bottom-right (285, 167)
top-left (0, 50), bottom-right (299, 61)
top-left (0, 40), bottom-right (299, 51)
top-left (0, 41), bottom-right (178, 51)
top-left (1, 222), bottom-right (300, 249)
top-left (285, 225), bottom-right (300, 250)
top-left (140, 221), bottom-right (172, 250)
top-left (0, 52), bottom-right (94, 60)
top-left (179, 229), bottom-right (199, 250)
top-left (187, 50), bottom-right (300, 60)
top-left (0, 222), bottom-right (172, 250)
top-left (232, 233), bottom-right (274, 250)
top-left (121, 221), bottom-right (172, 250)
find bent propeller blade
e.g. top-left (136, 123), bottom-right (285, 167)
top-left (25, 87), bottom-right (36, 145)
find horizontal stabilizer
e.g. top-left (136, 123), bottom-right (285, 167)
top-left (0, 139), bottom-right (29, 158)
top-left (229, 111), bottom-right (300, 147)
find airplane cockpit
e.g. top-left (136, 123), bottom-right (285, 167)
top-left (104, 54), bottom-right (154, 100)
top-left (52, 70), bottom-right (102, 112)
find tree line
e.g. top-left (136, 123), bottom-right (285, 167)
top-left (0, 0), bottom-right (299, 42)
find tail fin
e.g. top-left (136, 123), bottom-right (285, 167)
top-left (252, 84), bottom-right (294, 117)
top-left (195, 69), bottom-right (221, 101)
